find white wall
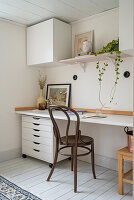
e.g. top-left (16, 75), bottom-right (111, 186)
top-left (42, 8), bottom-right (133, 169)
top-left (0, 20), bottom-right (39, 162)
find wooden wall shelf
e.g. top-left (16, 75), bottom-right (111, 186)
top-left (59, 52), bottom-right (132, 71)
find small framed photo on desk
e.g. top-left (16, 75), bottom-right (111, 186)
top-left (46, 84), bottom-right (71, 107)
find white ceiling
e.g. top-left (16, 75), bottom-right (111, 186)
top-left (0, 0), bottom-right (119, 26)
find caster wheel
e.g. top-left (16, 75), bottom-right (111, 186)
top-left (22, 154), bottom-right (27, 158)
top-left (68, 157), bottom-right (71, 160)
top-left (49, 163), bottom-right (53, 168)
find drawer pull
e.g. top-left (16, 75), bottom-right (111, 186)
top-left (33, 123), bottom-right (40, 126)
top-left (33, 129), bottom-right (40, 132)
top-left (33, 142), bottom-right (40, 145)
top-left (33, 134), bottom-right (40, 137)
top-left (33, 117), bottom-right (40, 120)
top-left (33, 149), bottom-right (40, 152)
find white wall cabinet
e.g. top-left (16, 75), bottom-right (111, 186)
top-left (119, 0), bottom-right (133, 54)
top-left (22, 115), bottom-right (66, 165)
top-left (27, 18), bottom-right (71, 66)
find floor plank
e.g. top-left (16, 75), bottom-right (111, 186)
top-left (0, 157), bottom-right (132, 200)
top-left (121, 190), bottom-right (133, 200)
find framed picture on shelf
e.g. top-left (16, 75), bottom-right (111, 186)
top-left (46, 84), bottom-right (71, 107)
top-left (74, 31), bottom-right (93, 57)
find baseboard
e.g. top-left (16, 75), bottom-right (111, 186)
top-left (78, 154), bottom-right (131, 171)
top-left (0, 148), bottom-right (21, 163)
top-left (0, 149), bottom-right (131, 172)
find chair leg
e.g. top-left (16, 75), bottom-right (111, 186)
top-left (91, 142), bottom-right (96, 179)
top-left (118, 154), bottom-right (124, 195)
top-left (74, 146), bottom-right (77, 192)
top-left (47, 141), bottom-right (59, 181)
top-left (71, 147), bottom-right (73, 171)
top-left (131, 161), bottom-right (133, 180)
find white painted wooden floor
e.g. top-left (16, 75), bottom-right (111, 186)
top-left (0, 157), bottom-right (132, 200)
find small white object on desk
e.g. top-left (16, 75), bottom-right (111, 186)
top-left (81, 114), bottom-right (107, 119)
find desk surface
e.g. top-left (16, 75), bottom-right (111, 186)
top-left (16, 109), bottom-right (133, 127)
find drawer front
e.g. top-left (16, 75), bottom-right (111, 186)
top-left (22, 115), bottom-right (52, 125)
top-left (22, 127), bottom-right (53, 139)
top-left (22, 131), bottom-right (53, 146)
top-left (22, 121), bottom-right (52, 132)
top-left (22, 144), bottom-right (53, 163)
top-left (22, 140), bottom-right (53, 153)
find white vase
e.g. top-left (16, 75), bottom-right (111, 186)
top-left (82, 41), bottom-right (92, 53)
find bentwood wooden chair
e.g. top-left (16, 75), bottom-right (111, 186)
top-left (47, 105), bottom-right (96, 192)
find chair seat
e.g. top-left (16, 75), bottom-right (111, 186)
top-left (61, 135), bottom-right (93, 146)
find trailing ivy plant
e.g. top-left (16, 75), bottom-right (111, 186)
top-left (95, 39), bottom-right (123, 109)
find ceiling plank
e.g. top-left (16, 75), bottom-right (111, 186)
top-left (90, 0), bottom-right (119, 11)
top-left (0, 0), bottom-right (55, 18)
top-left (26, 0), bottom-right (88, 22)
top-left (0, 1), bottom-right (41, 21)
top-left (60, 0), bottom-right (103, 16)
top-left (0, 11), bottom-right (30, 25)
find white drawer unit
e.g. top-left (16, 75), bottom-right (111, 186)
top-left (21, 115), bottom-right (66, 167)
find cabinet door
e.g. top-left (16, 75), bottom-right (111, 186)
top-left (27, 19), bottom-right (53, 65)
top-left (53, 18), bottom-right (71, 61)
top-left (119, 0), bottom-right (133, 53)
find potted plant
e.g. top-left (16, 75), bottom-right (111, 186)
top-left (37, 72), bottom-right (47, 109)
top-left (95, 39), bottom-right (123, 114)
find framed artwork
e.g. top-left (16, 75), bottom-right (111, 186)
top-left (74, 31), bottom-right (93, 57)
top-left (46, 84), bottom-right (71, 107)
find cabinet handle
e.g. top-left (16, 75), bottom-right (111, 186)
top-left (33, 149), bottom-right (40, 152)
top-left (33, 134), bottom-right (40, 137)
top-left (33, 142), bottom-right (40, 145)
top-left (33, 129), bottom-right (40, 132)
top-left (33, 117), bottom-right (40, 120)
top-left (33, 123), bottom-right (40, 126)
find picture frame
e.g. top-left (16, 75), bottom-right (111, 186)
top-left (46, 84), bottom-right (71, 107)
top-left (74, 31), bottom-right (93, 57)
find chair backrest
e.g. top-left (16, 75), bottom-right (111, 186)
top-left (48, 105), bottom-right (80, 145)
